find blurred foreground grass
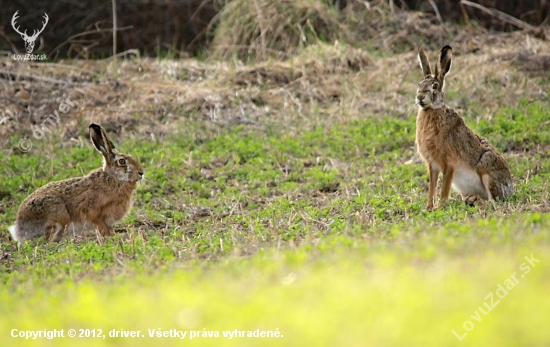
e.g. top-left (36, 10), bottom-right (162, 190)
top-left (1, 212), bottom-right (549, 346)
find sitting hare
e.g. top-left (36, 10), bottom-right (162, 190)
top-left (415, 45), bottom-right (514, 210)
top-left (9, 124), bottom-right (144, 244)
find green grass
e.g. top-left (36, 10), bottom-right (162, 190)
top-left (1, 87), bottom-right (549, 347)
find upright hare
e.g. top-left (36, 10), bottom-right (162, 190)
top-left (415, 45), bottom-right (514, 210)
top-left (9, 124), bottom-right (144, 244)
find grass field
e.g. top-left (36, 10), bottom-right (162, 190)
top-left (1, 8), bottom-right (550, 346)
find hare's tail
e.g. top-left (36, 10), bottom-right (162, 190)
top-left (502, 180), bottom-right (515, 199)
top-left (9, 221), bottom-right (48, 244)
top-left (8, 224), bottom-right (18, 242)
top-left (493, 174), bottom-right (515, 200)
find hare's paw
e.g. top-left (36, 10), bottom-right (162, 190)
top-left (435, 202), bottom-right (447, 210)
top-left (464, 194), bottom-right (478, 206)
top-left (425, 202), bottom-right (435, 211)
top-left (463, 194), bottom-right (488, 209)
top-left (101, 227), bottom-right (115, 237)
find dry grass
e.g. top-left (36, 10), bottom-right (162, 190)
top-left (0, 16), bottom-right (548, 154)
top-left (209, 0), bottom-right (348, 61)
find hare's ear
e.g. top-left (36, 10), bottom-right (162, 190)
top-left (436, 45), bottom-right (452, 87)
top-left (90, 124), bottom-right (115, 160)
top-left (418, 47), bottom-right (432, 78)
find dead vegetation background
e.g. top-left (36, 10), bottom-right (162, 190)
top-left (209, 0), bottom-right (348, 61)
top-left (0, 0), bottom-right (548, 58)
top-left (0, 0), bottom-right (548, 152)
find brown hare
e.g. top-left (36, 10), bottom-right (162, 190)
top-left (415, 45), bottom-right (514, 210)
top-left (9, 124), bottom-right (144, 244)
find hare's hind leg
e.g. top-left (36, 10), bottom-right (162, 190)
top-left (91, 219), bottom-right (115, 238)
top-left (46, 206), bottom-right (71, 242)
top-left (426, 164), bottom-right (440, 211)
top-left (45, 222), bottom-right (66, 242)
top-left (481, 174), bottom-right (494, 201)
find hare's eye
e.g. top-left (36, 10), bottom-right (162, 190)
top-left (118, 158), bottom-right (127, 166)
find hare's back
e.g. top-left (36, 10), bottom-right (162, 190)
top-left (18, 177), bottom-right (87, 216)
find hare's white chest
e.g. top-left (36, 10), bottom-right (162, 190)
top-left (452, 166), bottom-right (487, 199)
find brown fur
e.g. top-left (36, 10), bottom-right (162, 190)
top-left (9, 124), bottom-right (144, 244)
top-left (415, 46), bottom-right (514, 210)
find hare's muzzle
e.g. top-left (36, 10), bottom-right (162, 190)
top-left (416, 94), bottom-right (427, 108)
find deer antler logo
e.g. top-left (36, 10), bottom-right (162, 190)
top-left (11, 11), bottom-right (49, 54)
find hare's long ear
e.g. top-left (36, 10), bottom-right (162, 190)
top-left (418, 47), bottom-right (432, 78)
top-left (436, 45), bottom-right (452, 89)
top-left (90, 124), bottom-right (115, 160)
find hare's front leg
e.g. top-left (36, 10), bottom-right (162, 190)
top-left (437, 166), bottom-right (455, 208)
top-left (426, 164), bottom-right (440, 211)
